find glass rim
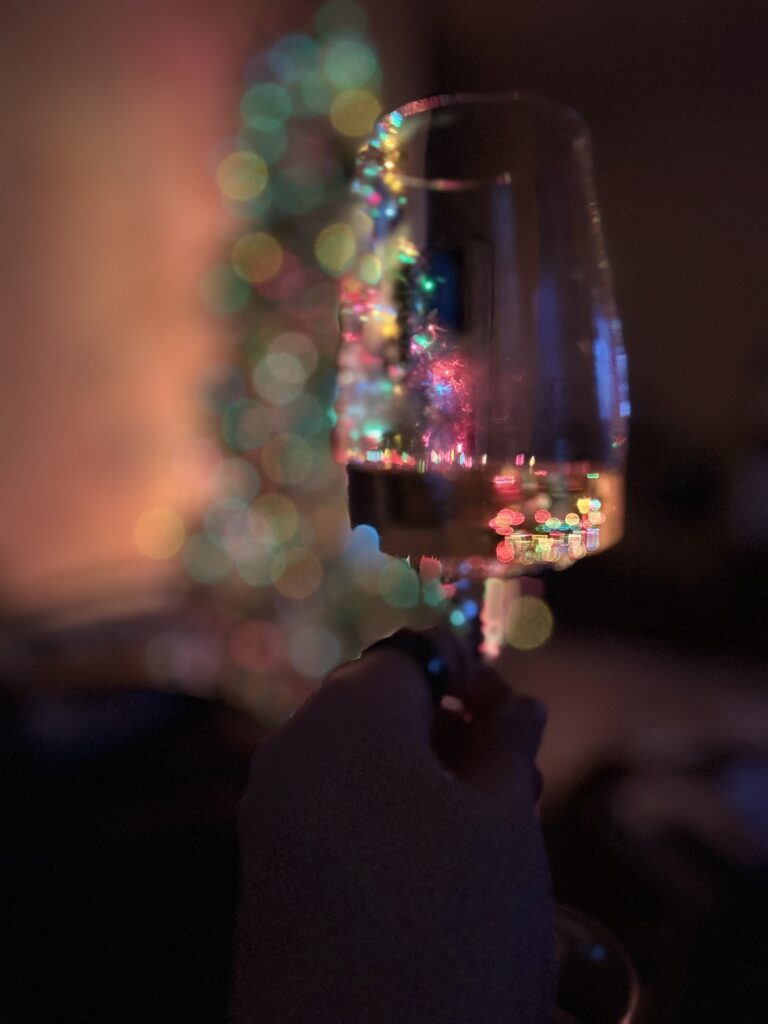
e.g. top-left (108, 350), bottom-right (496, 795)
top-left (373, 91), bottom-right (590, 192)
top-left (555, 905), bottom-right (640, 1024)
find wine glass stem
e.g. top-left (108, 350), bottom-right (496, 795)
top-left (451, 576), bottom-right (522, 663)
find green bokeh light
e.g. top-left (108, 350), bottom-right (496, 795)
top-left (238, 124), bottom-right (288, 164)
top-left (268, 34), bottom-right (318, 83)
top-left (240, 83), bottom-right (292, 131)
top-left (199, 264), bottom-right (251, 315)
top-left (378, 559), bottom-right (420, 609)
top-left (182, 533), bottom-right (233, 584)
top-left (323, 39), bottom-right (378, 89)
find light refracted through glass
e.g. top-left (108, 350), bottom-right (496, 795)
top-left (333, 98), bottom-right (628, 578)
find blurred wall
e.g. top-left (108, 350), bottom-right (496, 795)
top-left (0, 0), bottom-right (252, 613)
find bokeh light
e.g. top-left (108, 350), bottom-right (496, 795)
top-left (200, 264), bottom-right (251, 315)
top-left (249, 493), bottom-right (299, 544)
top-left (349, 546), bottom-right (389, 594)
top-left (329, 89), bottom-right (381, 137)
top-left (213, 457), bottom-right (261, 502)
top-left (134, 508), bottom-right (186, 560)
top-left (252, 350), bottom-right (308, 405)
top-left (261, 433), bottom-right (315, 485)
top-left (238, 124), bottom-right (288, 164)
top-left (221, 399), bottom-right (272, 452)
top-left (358, 253), bottom-right (382, 285)
top-left (216, 151), bottom-right (269, 201)
top-left (232, 232), bottom-right (284, 283)
top-left (188, 4), bottom-right (460, 718)
top-left (378, 559), bottom-right (420, 609)
top-left (299, 71), bottom-right (333, 114)
top-left (289, 624), bottom-right (342, 678)
top-left (323, 40), bottom-right (378, 89)
top-left (182, 532), bottom-right (232, 584)
top-left (268, 35), bottom-right (318, 84)
top-left (230, 620), bottom-right (281, 673)
top-left (237, 546), bottom-right (287, 587)
top-left (314, 222), bottom-right (356, 275)
top-left (274, 548), bottom-right (323, 599)
top-left (240, 83), bottom-right (292, 130)
top-left (505, 596), bottom-right (554, 650)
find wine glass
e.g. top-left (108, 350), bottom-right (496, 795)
top-left (334, 92), bottom-right (628, 649)
top-left (554, 906), bottom-right (639, 1023)
top-left (333, 93), bottom-right (635, 1023)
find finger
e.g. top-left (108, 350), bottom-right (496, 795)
top-left (311, 625), bottom-right (480, 758)
top-left (313, 645), bottom-right (434, 749)
top-left (460, 662), bottom-right (512, 715)
top-left (418, 625), bottom-right (481, 699)
top-left (431, 663), bottom-right (509, 768)
top-left (453, 666), bottom-right (547, 814)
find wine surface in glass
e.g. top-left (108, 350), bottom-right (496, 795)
top-left (347, 459), bottom-right (623, 580)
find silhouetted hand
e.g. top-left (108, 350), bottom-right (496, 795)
top-left (234, 630), bottom-right (556, 1024)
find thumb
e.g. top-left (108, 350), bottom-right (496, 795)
top-left (452, 665), bottom-right (547, 817)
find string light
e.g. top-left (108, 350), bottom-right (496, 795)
top-left (132, 1), bottom-right (456, 719)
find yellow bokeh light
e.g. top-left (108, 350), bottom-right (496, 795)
top-left (134, 508), bottom-right (186, 561)
top-left (329, 89), bottom-right (381, 138)
top-left (358, 254), bottom-right (382, 285)
top-left (216, 151), bottom-right (268, 201)
top-left (232, 232), bottom-right (283, 283)
top-left (315, 222), bottom-right (356, 276)
top-left (505, 596), bottom-right (554, 651)
top-left (249, 494), bottom-right (298, 544)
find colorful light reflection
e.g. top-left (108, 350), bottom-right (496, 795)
top-left (152, 2), bottom-right (455, 719)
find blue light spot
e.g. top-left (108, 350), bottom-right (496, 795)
top-left (267, 35), bottom-right (318, 83)
top-left (349, 523), bottom-right (380, 550)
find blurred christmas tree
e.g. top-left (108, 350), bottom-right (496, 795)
top-left (179, 0), bottom-right (447, 721)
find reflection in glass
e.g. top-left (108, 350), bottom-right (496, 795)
top-left (334, 94), bottom-right (629, 582)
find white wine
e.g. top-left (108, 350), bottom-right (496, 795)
top-left (347, 459), bottom-right (623, 580)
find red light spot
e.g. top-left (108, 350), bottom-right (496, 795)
top-left (496, 541), bottom-right (515, 563)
